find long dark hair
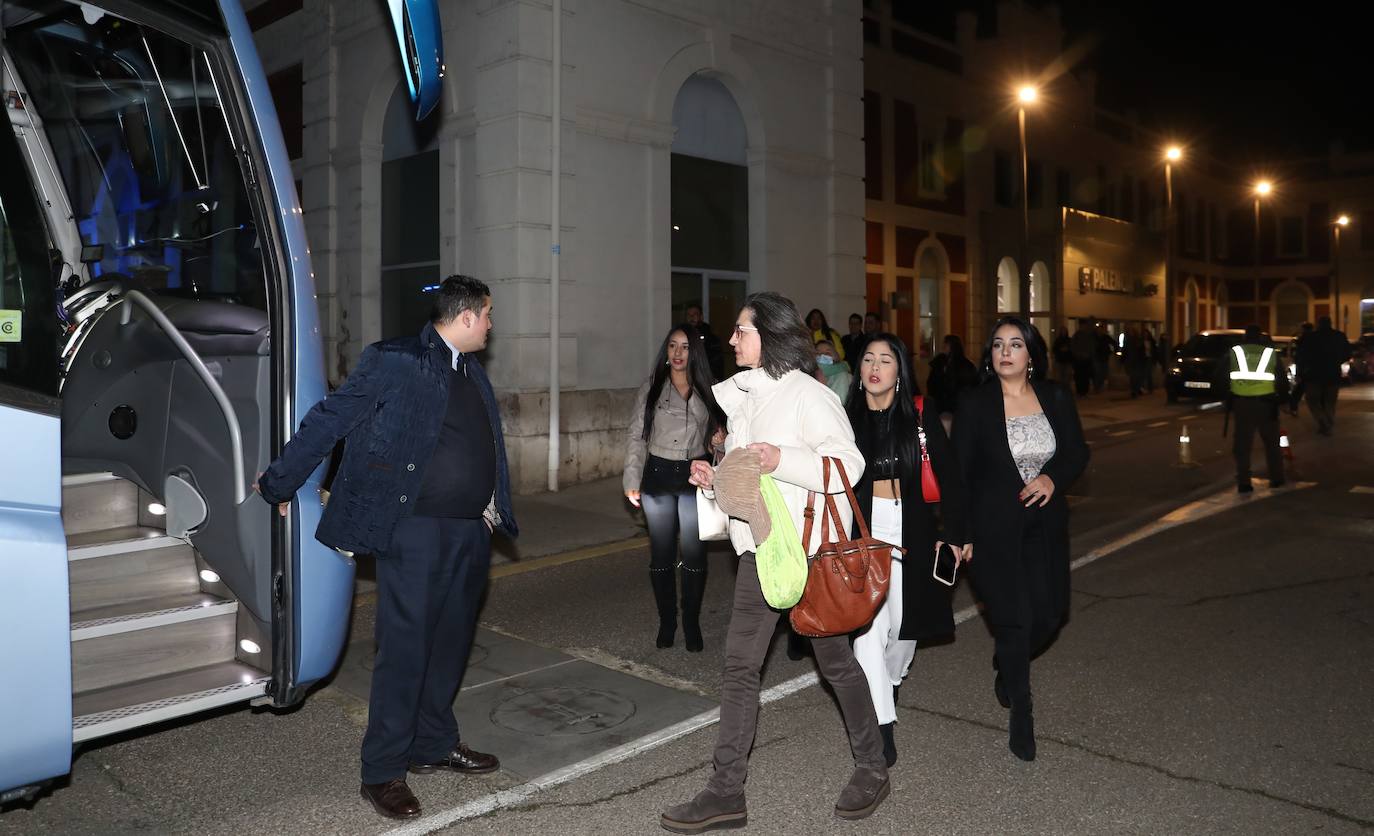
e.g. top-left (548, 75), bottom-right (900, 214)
top-left (846, 333), bottom-right (920, 488)
top-left (643, 323), bottom-right (727, 452)
top-left (979, 316), bottom-right (1049, 383)
top-left (743, 292), bottom-right (818, 378)
top-left (805, 308), bottom-right (833, 335)
top-left (944, 333), bottom-right (967, 361)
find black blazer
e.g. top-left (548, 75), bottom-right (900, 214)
top-left (952, 379), bottom-right (1089, 624)
top-left (850, 398), bottom-right (969, 642)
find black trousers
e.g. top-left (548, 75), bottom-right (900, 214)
top-left (990, 516), bottom-right (1059, 708)
top-left (1232, 396), bottom-right (1284, 488)
top-left (361, 515), bottom-right (490, 783)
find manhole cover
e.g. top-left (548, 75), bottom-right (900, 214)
top-left (490, 687), bottom-right (637, 736)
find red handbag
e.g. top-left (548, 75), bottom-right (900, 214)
top-left (914, 395), bottom-right (940, 503)
top-left (789, 457), bottom-right (897, 637)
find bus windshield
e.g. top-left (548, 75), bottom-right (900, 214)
top-left (5, 0), bottom-right (266, 309)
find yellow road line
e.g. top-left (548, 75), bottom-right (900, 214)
top-left (489, 536), bottom-right (649, 579)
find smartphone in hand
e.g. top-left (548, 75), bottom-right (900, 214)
top-left (932, 542), bottom-right (959, 587)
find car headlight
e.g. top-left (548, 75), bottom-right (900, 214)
top-left (1169, 367), bottom-right (1181, 374)
top-left (1342, 362), bottom-right (1351, 376)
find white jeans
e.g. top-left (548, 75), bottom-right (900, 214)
top-left (853, 496), bottom-right (916, 725)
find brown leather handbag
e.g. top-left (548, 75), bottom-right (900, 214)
top-left (789, 457), bottom-right (898, 637)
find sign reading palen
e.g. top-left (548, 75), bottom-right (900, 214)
top-left (1078, 267), bottom-right (1158, 297)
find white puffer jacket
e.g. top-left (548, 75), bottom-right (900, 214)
top-left (709, 368), bottom-right (865, 556)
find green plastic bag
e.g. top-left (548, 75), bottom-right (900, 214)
top-left (756, 474), bottom-right (808, 609)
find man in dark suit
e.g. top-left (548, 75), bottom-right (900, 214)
top-left (257, 275), bottom-right (517, 820)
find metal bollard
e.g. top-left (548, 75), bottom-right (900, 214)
top-left (1175, 422), bottom-right (1199, 468)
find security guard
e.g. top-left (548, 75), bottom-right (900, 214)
top-left (1228, 324), bottom-right (1287, 493)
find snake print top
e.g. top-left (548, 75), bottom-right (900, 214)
top-left (1006, 412), bottom-right (1057, 485)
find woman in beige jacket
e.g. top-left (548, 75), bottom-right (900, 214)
top-left (660, 292), bottom-right (890, 833)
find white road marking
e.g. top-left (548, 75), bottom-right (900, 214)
top-left (1350, 486), bottom-right (1374, 495)
top-left (459, 658), bottom-right (579, 694)
top-left (1148, 421), bottom-right (1169, 428)
top-left (1107, 429), bottom-right (1136, 437)
top-left (386, 480), bottom-right (1316, 834)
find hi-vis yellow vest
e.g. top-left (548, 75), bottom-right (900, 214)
top-left (1229, 343), bottom-right (1277, 397)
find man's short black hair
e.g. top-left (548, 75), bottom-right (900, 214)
top-left (849, 313), bottom-right (862, 323)
top-left (431, 274), bottom-right (491, 324)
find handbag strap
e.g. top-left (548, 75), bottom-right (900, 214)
top-left (914, 395), bottom-right (930, 463)
top-left (804, 456), bottom-right (872, 546)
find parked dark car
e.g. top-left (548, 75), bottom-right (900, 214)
top-left (1166, 329), bottom-right (1293, 403)
top-left (1347, 333), bottom-right (1374, 382)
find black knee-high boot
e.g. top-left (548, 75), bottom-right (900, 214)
top-left (994, 627), bottom-right (1036, 761)
top-left (650, 569), bottom-right (677, 648)
top-left (680, 567), bottom-right (706, 652)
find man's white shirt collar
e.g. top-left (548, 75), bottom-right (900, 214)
top-left (437, 332), bottom-right (462, 372)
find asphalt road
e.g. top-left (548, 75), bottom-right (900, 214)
top-left (3, 385), bottom-right (1371, 835)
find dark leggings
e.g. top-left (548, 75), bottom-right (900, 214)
top-left (642, 491), bottom-right (706, 572)
top-left (992, 517), bottom-right (1060, 706)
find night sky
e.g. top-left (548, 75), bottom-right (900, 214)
top-left (923, 1), bottom-right (1371, 162)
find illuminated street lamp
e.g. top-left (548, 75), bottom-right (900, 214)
top-left (1016, 83), bottom-right (1038, 315)
top-left (1334, 215), bottom-right (1351, 333)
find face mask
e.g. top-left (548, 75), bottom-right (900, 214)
top-left (817, 354), bottom-right (834, 365)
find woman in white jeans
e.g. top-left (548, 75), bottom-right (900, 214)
top-left (846, 333), bottom-right (969, 767)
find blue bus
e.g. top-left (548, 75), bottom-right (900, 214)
top-left (1, 0), bottom-right (442, 803)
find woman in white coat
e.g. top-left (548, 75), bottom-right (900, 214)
top-left (660, 292), bottom-right (890, 834)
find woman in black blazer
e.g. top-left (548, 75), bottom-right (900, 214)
top-left (953, 316), bottom-right (1089, 761)
top-left (846, 333), bottom-right (969, 768)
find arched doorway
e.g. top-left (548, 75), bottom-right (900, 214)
top-left (996, 257), bottom-right (1020, 314)
top-left (380, 82), bottom-right (442, 339)
top-left (917, 244), bottom-right (946, 360)
top-left (670, 74), bottom-right (749, 376)
top-left (1028, 260), bottom-right (1051, 338)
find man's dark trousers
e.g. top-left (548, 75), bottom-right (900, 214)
top-left (1305, 381), bottom-right (1339, 433)
top-left (361, 514), bottom-right (491, 784)
top-left (1232, 396), bottom-right (1284, 488)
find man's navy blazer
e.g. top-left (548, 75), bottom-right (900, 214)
top-left (259, 322), bottom-right (518, 555)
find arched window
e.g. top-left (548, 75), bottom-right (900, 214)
top-left (1273, 283), bottom-right (1310, 338)
top-left (997, 257), bottom-right (1020, 313)
top-left (917, 246), bottom-right (945, 359)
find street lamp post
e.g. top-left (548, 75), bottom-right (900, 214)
top-left (1164, 146), bottom-right (1181, 342)
top-left (1334, 215), bottom-right (1350, 334)
top-left (1254, 180), bottom-right (1272, 290)
top-left (1017, 84), bottom-right (1037, 317)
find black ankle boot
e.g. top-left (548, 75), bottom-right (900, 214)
top-left (878, 722), bottom-right (897, 768)
top-left (680, 568), bottom-right (706, 653)
top-left (1009, 703), bottom-right (1036, 761)
top-left (649, 570), bottom-right (677, 648)
top-left (786, 629), bottom-right (809, 661)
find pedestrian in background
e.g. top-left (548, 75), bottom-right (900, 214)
top-left (1092, 322), bottom-right (1111, 393)
top-left (926, 333), bottom-right (979, 426)
top-left (1052, 323), bottom-right (1074, 388)
top-left (1227, 324), bottom-right (1287, 493)
top-left (661, 292), bottom-right (889, 832)
top-left (842, 312), bottom-right (867, 372)
top-left (1290, 321), bottom-right (1313, 415)
top-left (806, 308), bottom-right (846, 362)
top-left (815, 338), bottom-right (853, 405)
top-left (257, 275), bottom-right (515, 820)
top-left (1123, 326), bottom-right (1151, 398)
top-left (624, 324), bottom-right (727, 652)
top-left (848, 333), bottom-right (967, 768)
top-left (1142, 330), bottom-right (1159, 394)
top-left (954, 316), bottom-right (1089, 761)
top-left (686, 304), bottom-right (725, 381)
top-left (1301, 316), bottom-right (1351, 435)
top-left (1070, 318), bottom-right (1096, 397)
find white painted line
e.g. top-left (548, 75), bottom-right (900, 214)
top-left (383, 671), bottom-right (820, 836)
top-left (459, 658), bottom-right (579, 694)
top-left (1147, 421), bottom-right (1169, 428)
top-left (1351, 486), bottom-right (1374, 495)
top-left (388, 481), bottom-right (1315, 834)
top-left (1107, 429), bottom-right (1136, 437)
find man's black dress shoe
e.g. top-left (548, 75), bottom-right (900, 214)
top-left (360, 779), bottom-right (421, 819)
top-left (409, 742), bottom-right (500, 775)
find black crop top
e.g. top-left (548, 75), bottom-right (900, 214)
top-left (855, 405), bottom-right (901, 481)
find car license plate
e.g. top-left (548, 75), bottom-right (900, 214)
top-left (1184, 381), bottom-right (1211, 389)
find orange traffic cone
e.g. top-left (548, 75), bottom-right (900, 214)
top-left (1279, 426), bottom-right (1294, 461)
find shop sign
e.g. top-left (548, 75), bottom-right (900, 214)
top-left (1078, 266), bottom-right (1158, 297)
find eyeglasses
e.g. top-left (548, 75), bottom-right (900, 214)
top-left (732, 324), bottom-right (759, 338)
